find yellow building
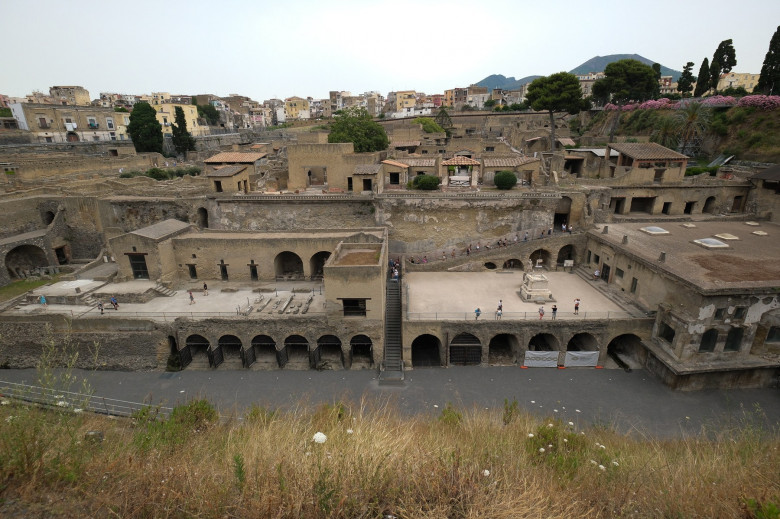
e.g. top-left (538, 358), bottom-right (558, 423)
top-left (395, 90), bottom-right (416, 112)
top-left (284, 96), bottom-right (310, 120)
top-left (9, 102), bottom-right (129, 143)
top-left (717, 72), bottom-right (761, 93)
top-left (154, 103), bottom-right (207, 137)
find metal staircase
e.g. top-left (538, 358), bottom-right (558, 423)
top-left (379, 276), bottom-right (404, 384)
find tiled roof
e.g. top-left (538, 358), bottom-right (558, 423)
top-left (482, 156), bottom-right (539, 167)
top-left (204, 152), bottom-right (266, 163)
top-left (354, 164), bottom-right (382, 175)
top-left (753, 164), bottom-right (780, 181)
top-left (207, 165), bottom-right (247, 177)
top-left (404, 158), bottom-right (436, 167)
top-left (381, 159), bottom-right (409, 168)
top-left (390, 140), bottom-right (421, 148)
top-left (131, 219), bottom-right (191, 240)
top-left (556, 137), bottom-right (576, 146)
top-left (441, 156), bottom-right (481, 166)
top-left (608, 142), bottom-right (688, 161)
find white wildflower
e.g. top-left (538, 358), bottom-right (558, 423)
top-left (1, 400), bottom-right (9, 405)
top-left (481, 469), bottom-right (490, 477)
top-left (568, 421), bottom-right (574, 426)
top-left (73, 408), bottom-right (83, 414)
top-left (530, 400), bottom-right (535, 404)
top-left (599, 465), bottom-right (606, 471)
top-left (553, 409), bottom-right (559, 413)
top-left (600, 445), bottom-right (606, 450)
top-left (538, 447), bottom-right (545, 453)
top-left (563, 438), bottom-right (568, 443)
top-left (527, 433), bottom-right (534, 438)
top-left (56, 400), bottom-right (68, 407)
top-left (433, 404), bottom-right (438, 408)
top-left (346, 429), bottom-right (354, 434)
top-left (612, 461), bottom-right (619, 467)
top-left (575, 409), bottom-right (581, 413)
top-left (590, 460), bottom-right (597, 465)
top-left (547, 423), bottom-right (554, 428)
top-left (581, 431), bottom-right (586, 435)
top-left (547, 444), bottom-right (552, 449)
top-left (313, 432), bottom-right (327, 444)
top-left (5, 415), bottom-right (15, 423)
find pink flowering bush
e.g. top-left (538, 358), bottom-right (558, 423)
top-left (638, 98), bottom-right (674, 110)
top-left (604, 103), bottom-right (619, 110)
top-left (701, 95), bottom-right (737, 107)
top-left (737, 95), bottom-right (780, 110)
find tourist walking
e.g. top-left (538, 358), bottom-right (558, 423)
top-left (97, 301), bottom-right (104, 315)
top-left (474, 308), bottom-right (481, 320)
top-left (495, 308), bottom-right (502, 320)
top-left (203, 282), bottom-right (208, 296)
top-left (110, 296), bottom-right (118, 310)
top-left (594, 269), bottom-right (600, 280)
top-left (574, 298), bottom-right (580, 315)
top-left (189, 290), bottom-right (195, 305)
top-left (538, 306), bottom-right (545, 320)
top-left (39, 295), bottom-right (47, 307)
top-left (551, 304), bottom-right (557, 320)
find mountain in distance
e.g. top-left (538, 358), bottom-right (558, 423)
top-left (474, 54), bottom-right (682, 91)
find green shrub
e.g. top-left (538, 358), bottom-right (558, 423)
top-left (414, 174), bottom-right (440, 190)
top-left (412, 117), bottom-right (445, 134)
top-left (119, 172), bottom-right (133, 178)
top-left (145, 167), bottom-right (170, 181)
top-left (494, 170), bottom-right (518, 190)
top-left (438, 403), bottom-right (462, 426)
top-left (685, 166), bottom-right (719, 176)
top-left (747, 133), bottom-right (763, 148)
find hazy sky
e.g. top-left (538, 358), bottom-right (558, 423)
top-left (4, 0), bottom-right (779, 102)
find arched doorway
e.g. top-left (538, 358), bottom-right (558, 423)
top-left (251, 334), bottom-right (278, 367)
top-left (557, 245), bottom-right (575, 266)
top-left (185, 334), bottom-right (210, 366)
top-left (450, 332), bottom-right (482, 365)
top-left (503, 259), bottom-right (523, 270)
top-left (349, 335), bottom-right (373, 369)
top-left (566, 333), bottom-right (598, 351)
top-left (529, 249), bottom-right (552, 269)
top-left (606, 334), bottom-right (646, 369)
top-left (484, 262), bottom-right (497, 270)
top-left (702, 196), bottom-right (717, 214)
top-left (529, 333), bottom-right (559, 351)
top-left (315, 335), bottom-right (343, 370)
top-left (309, 251), bottom-right (331, 281)
top-left (217, 335), bottom-right (243, 369)
top-left (282, 335), bottom-right (310, 369)
top-left (411, 334), bottom-right (441, 367)
top-left (488, 334), bottom-right (518, 365)
top-left (275, 252), bottom-right (304, 280)
top-left (197, 207), bottom-right (208, 229)
top-left (4, 244), bottom-right (48, 279)
top-left (66, 132), bottom-right (79, 142)
top-left (43, 211), bottom-right (55, 225)
top-left (554, 196), bottom-right (572, 229)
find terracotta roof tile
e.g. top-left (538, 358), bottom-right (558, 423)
top-left (441, 156), bottom-right (481, 166)
top-left (404, 158), bottom-right (436, 167)
top-left (354, 164), bottom-right (382, 175)
top-left (381, 159), bottom-right (409, 168)
top-left (608, 143), bottom-right (688, 161)
top-left (207, 165), bottom-right (247, 177)
top-left (482, 156), bottom-right (539, 167)
top-left (390, 140), bottom-right (421, 148)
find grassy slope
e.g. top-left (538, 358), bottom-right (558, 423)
top-left (0, 399), bottom-right (777, 518)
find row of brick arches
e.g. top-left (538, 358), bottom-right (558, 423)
top-left (411, 332), bottom-right (645, 367)
top-left (481, 245), bottom-right (576, 271)
top-left (173, 334), bottom-right (374, 370)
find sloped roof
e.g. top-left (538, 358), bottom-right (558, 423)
top-left (354, 164), bottom-right (382, 175)
top-left (381, 159), bottom-right (409, 168)
top-left (390, 140), bottom-right (421, 148)
top-left (608, 142), bottom-right (688, 161)
top-left (131, 219), bottom-right (191, 240)
top-left (404, 158), bottom-right (436, 167)
top-left (207, 165), bottom-right (247, 177)
top-left (482, 156), bottom-right (539, 168)
top-left (753, 164), bottom-right (780, 181)
top-left (441, 156), bottom-right (481, 166)
top-left (556, 137), bottom-right (576, 147)
top-left (204, 152), bottom-right (266, 163)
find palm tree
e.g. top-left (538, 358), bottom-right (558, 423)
top-left (675, 102), bottom-right (711, 156)
top-left (651, 115), bottom-right (680, 150)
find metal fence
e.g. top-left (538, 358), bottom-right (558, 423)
top-left (72, 310), bottom-right (327, 320)
top-left (0, 380), bottom-right (174, 418)
top-left (406, 310), bottom-right (635, 321)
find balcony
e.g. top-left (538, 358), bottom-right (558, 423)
top-left (88, 122), bottom-right (99, 129)
top-left (38, 122), bottom-right (50, 129)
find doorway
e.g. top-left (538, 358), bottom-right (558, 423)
top-left (128, 254), bottom-right (149, 279)
top-left (600, 264), bottom-right (611, 281)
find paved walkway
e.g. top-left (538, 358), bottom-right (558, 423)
top-left (1, 367), bottom-right (776, 438)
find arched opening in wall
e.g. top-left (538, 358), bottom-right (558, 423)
top-left (554, 196), bottom-right (572, 229)
top-left (450, 332), bottom-right (482, 365)
top-left (702, 196), bottom-right (718, 214)
top-left (315, 335), bottom-right (343, 370)
top-left (309, 251), bottom-right (331, 281)
top-left (484, 262), bottom-right (497, 270)
top-left (349, 335), bottom-right (373, 369)
top-left (529, 249), bottom-right (551, 269)
top-left (556, 245), bottom-right (575, 267)
top-left (42, 211), bottom-right (55, 226)
top-left (529, 333), bottom-right (559, 351)
top-left (275, 251), bottom-right (304, 280)
top-left (503, 258), bottom-right (523, 270)
top-left (699, 329), bottom-right (718, 352)
top-left (218, 335), bottom-right (243, 369)
top-left (66, 132), bottom-right (79, 142)
top-left (251, 335), bottom-right (278, 367)
top-left (606, 334), bottom-right (646, 369)
top-left (567, 333), bottom-right (598, 351)
top-left (488, 334), bottom-right (517, 365)
top-left (283, 335), bottom-right (310, 369)
top-left (166, 336), bottom-right (181, 371)
top-left (186, 334), bottom-right (210, 364)
top-left (724, 327), bottom-right (744, 352)
top-left (5, 244), bottom-right (48, 280)
top-left (197, 207), bottom-right (209, 229)
top-left (306, 166), bottom-right (327, 186)
top-left (411, 334), bottom-right (441, 367)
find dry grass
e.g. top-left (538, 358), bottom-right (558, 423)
top-left (0, 398), bottom-right (777, 518)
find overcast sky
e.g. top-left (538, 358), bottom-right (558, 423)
top-left (4, 0), bottom-right (779, 102)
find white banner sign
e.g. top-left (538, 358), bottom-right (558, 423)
top-left (564, 351), bottom-right (599, 367)
top-left (523, 351), bottom-right (559, 367)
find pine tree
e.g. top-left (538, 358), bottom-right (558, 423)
top-left (710, 39), bottom-right (737, 94)
top-left (756, 25), bottom-right (780, 95)
top-left (171, 106), bottom-right (196, 155)
top-left (677, 62), bottom-right (696, 97)
top-left (710, 59), bottom-right (722, 94)
top-left (693, 58), bottom-right (710, 97)
top-left (126, 102), bottom-right (163, 154)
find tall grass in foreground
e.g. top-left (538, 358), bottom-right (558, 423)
top-left (0, 398), bottom-right (777, 518)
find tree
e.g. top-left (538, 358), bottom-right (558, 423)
top-left (675, 102), bottom-right (711, 156)
top-left (677, 62), bottom-right (696, 97)
top-left (327, 107), bottom-right (388, 153)
top-left (197, 103), bottom-right (220, 125)
top-left (693, 58), bottom-right (711, 97)
top-left (114, 107), bottom-right (129, 112)
top-left (434, 107), bottom-right (453, 136)
top-left (592, 59), bottom-right (658, 142)
top-left (126, 102), bottom-right (163, 154)
top-left (483, 99), bottom-right (497, 108)
top-left (525, 72), bottom-right (584, 151)
top-left (650, 115), bottom-right (680, 150)
top-left (710, 39), bottom-right (737, 93)
top-left (412, 117), bottom-right (445, 133)
top-left (757, 25), bottom-right (780, 95)
top-left (171, 106), bottom-right (196, 155)
top-left (493, 170), bottom-right (518, 190)
top-left (652, 63), bottom-right (662, 81)
top-left (413, 174), bottom-right (440, 190)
